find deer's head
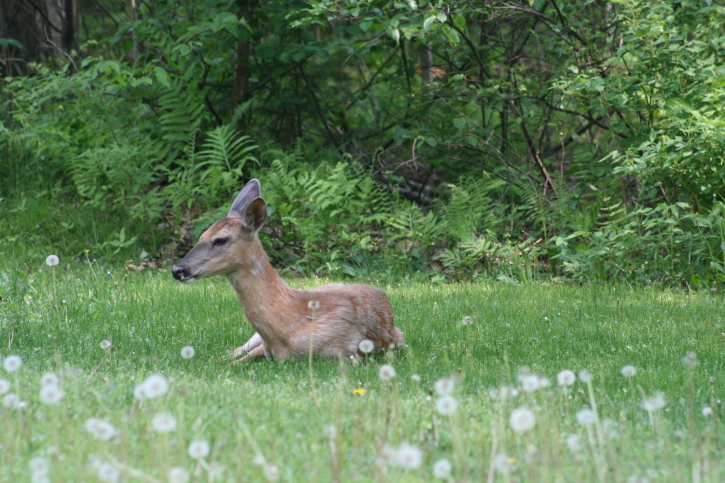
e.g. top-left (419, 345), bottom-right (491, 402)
top-left (172, 179), bottom-right (267, 283)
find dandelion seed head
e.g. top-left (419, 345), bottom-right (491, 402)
top-left (3, 393), bottom-right (21, 409)
top-left (140, 374), bottom-right (169, 399)
top-left (39, 384), bottom-right (65, 405)
top-left (133, 383), bottom-right (148, 400)
top-left (96, 461), bottom-right (121, 483)
top-left (3, 355), bottom-right (22, 373)
top-left (627, 475), bottom-right (650, 483)
top-left (0, 379), bottom-right (10, 395)
top-left (462, 316), bottom-right (473, 326)
top-left (31, 473), bottom-right (50, 483)
top-left (434, 377), bottom-right (455, 396)
top-left (99, 340), bottom-right (112, 350)
top-left (378, 364), bottom-right (396, 381)
top-left (576, 408), bottom-right (595, 426)
top-left (642, 392), bottom-right (666, 413)
top-left (84, 418), bottom-right (116, 441)
top-left (435, 395), bottom-right (458, 416)
top-left (411, 374), bottom-right (421, 383)
top-left (566, 434), bottom-right (582, 452)
top-left (509, 408), bottom-right (536, 433)
top-left (621, 365), bottom-right (636, 377)
top-left (358, 339), bottom-right (374, 354)
top-left (520, 374), bottom-right (540, 393)
top-left (391, 443), bottom-right (423, 470)
top-left (308, 300), bottom-right (320, 310)
top-left (252, 454), bottom-right (266, 467)
top-left (45, 255), bottom-right (59, 267)
top-left (432, 458), bottom-right (452, 479)
top-left (578, 369), bottom-right (593, 383)
top-left (40, 373), bottom-right (59, 387)
top-left (557, 370), bottom-right (576, 387)
top-left (151, 412), bottom-right (177, 433)
top-left (702, 406), bottom-right (712, 417)
top-left (494, 453), bottom-right (515, 474)
top-left (682, 351), bottom-right (697, 367)
top-left (168, 466), bottom-right (190, 483)
top-left (324, 425), bottom-right (337, 439)
top-left (188, 440), bottom-right (210, 459)
top-left (29, 456), bottom-right (50, 476)
top-left (180, 346), bottom-right (195, 359)
top-left (263, 464), bottom-right (280, 481)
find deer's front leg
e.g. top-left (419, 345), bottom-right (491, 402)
top-left (223, 332), bottom-right (263, 360)
top-left (230, 344), bottom-right (267, 364)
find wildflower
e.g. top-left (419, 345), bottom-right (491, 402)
top-left (264, 464), bottom-right (280, 481)
top-left (493, 453), bottom-right (515, 474)
top-left (133, 384), bottom-right (148, 400)
top-left (462, 316), bottom-right (473, 326)
top-left (308, 300), bottom-right (320, 310)
top-left (642, 392), bottom-right (666, 413)
top-left (324, 425), bottom-right (337, 439)
top-left (576, 408), bottom-right (595, 426)
top-left (509, 408), bottom-right (536, 433)
top-left (151, 412), bottom-right (177, 433)
top-left (436, 395), bottom-right (458, 416)
top-left (682, 351), bottom-right (697, 367)
top-left (353, 388), bottom-right (366, 395)
top-left (432, 458), bottom-right (452, 479)
top-left (168, 466), bottom-right (190, 483)
top-left (3, 355), bottom-right (22, 372)
top-left (252, 454), bottom-right (266, 467)
top-left (45, 255), bottom-right (59, 267)
top-left (433, 302), bottom-right (439, 311)
top-left (358, 339), bottom-right (374, 354)
top-left (537, 375), bottom-right (551, 389)
top-left (378, 364), bottom-right (396, 381)
top-left (557, 370), bottom-right (576, 387)
top-left (85, 417), bottom-right (116, 441)
top-left (188, 440), bottom-right (210, 459)
top-left (702, 407), bottom-right (713, 417)
top-left (96, 461), bottom-right (121, 483)
top-left (520, 374), bottom-right (540, 393)
top-left (0, 379), bottom-right (10, 395)
top-left (566, 434), bottom-right (582, 452)
top-left (180, 346), bottom-right (195, 359)
top-left (578, 369), bottom-right (592, 383)
top-left (3, 393), bottom-right (21, 409)
top-left (39, 384), bottom-right (65, 405)
top-left (40, 373), bottom-right (59, 387)
top-left (621, 365), bottom-right (636, 377)
top-left (434, 377), bottom-right (455, 396)
top-left (135, 374), bottom-right (169, 400)
top-left (100, 340), bottom-right (112, 350)
top-left (391, 443), bottom-right (423, 469)
top-left (30, 456), bottom-right (50, 476)
top-left (411, 374), bottom-right (421, 383)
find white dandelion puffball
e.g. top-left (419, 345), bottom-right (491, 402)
top-left (462, 316), bottom-right (473, 326)
top-left (578, 369), bottom-right (593, 383)
top-left (188, 440), bottom-right (210, 459)
top-left (45, 255), bottom-right (59, 267)
top-left (4, 355), bottom-right (22, 372)
top-left (621, 365), bottom-right (636, 377)
top-left (181, 346), bottom-right (196, 359)
top-left (324, 425), bottom-right (337, 439)
top-left (308, 300), bottom-right (320, 310)
top-left (392, 443), bottom-right (423, 470)
top-left (100, 340), bottom-right (112, 350)
top-left (29, 456), bottom-right (50, 476)
top-left (494, 454), bottom-right (515, 474)
top-left (432, 458), bottom-right (452, 479)
top-left (509, 408), bottom-right (536, 433)
top-left (40, 373), bottom-right (59, 387)
top-left (520, 374), bottom-right (540, 393)
top-left (84, 417), bottom-right (116, 441)
top-left (151, 412), bottom-right (177, 433)
top-left (264, 463), bottom-right (280, 481)
top-left (557, 370), bottom-right (576, 387)
top-left (436, 395), bottom-right (458, 416)
top-left (136, 374), bottom-right (169, 400)
top-left (39, 384), bottom-right (65, 405)
top-left (682, 351), bottom-right (697, 366)
top-left (358, 339), bottom-right (374, 354)
top-left (378, 364), bottom-right (397, 381)
top-left (133, 383), bottom-right (148, 400)
top-left (0, 379), bottom-right (10, 395)
top-left (702, 407), bottom-right (713, 417)
top-left (168, 466), bottom-right (190, 483)
top-left (3, 393), bottom-right (21, 409)
top-left (642, 392), bottom-right (666, 413)
top-left (96, 461), bottom-right (121, 483)
top-left (411, 374), bottom-right (421, 383)
top-left (576, 408), bottom-right (595, 426)
top-left (566, 434), bottom-right (582, 452)
top-left (434, 377), bottom-right (455, 396)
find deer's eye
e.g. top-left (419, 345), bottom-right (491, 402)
top-left (213, 237), bottom-right (229, 247)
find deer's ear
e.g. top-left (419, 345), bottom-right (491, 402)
top-left (243, 197), bottom-right (267, 233)
top-left (228, 179), bottom-right (261, 219)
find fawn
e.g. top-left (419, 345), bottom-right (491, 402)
top-left (172, 179), bottom-right (405, 363)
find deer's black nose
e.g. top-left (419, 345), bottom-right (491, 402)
top-left (172, 265), bottom-right (188, 281)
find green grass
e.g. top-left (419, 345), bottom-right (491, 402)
top-left (1, 262), bottom-right (724, 482)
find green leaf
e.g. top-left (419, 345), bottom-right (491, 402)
top-left (154, 67), bottom-right (170, 88)
top-left (453, 117), bottom-right (466, 130)
top-left (423, 16), bottom-right (437, 32)
top-left (360, 20), bottom-right (373, 32)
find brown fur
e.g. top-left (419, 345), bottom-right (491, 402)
top-left (172, 180), bottom-right (405, 362)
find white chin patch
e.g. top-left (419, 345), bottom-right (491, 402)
top-left (181, 277), bottom-right (197, 284)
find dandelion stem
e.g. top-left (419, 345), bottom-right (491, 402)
top-left (308, 304), bottom-right (320, 408)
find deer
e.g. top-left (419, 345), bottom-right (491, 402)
top-left (171, 179), bottom-right (405, 363)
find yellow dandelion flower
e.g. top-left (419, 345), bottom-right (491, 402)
top-left (354, 388), bottom-right (366, 395)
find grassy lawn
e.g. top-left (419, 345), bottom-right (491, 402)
top-left (1, 262), bottom-right (724, 482)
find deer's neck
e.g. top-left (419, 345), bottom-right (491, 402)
top-left (226, 238), bottom-right (301, 351)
